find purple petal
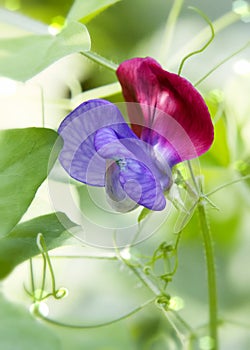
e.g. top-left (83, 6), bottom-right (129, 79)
top-left (95, 126), bottom-right (172, 192)
top-left (95, 127), bottom-right (135, 159)
top-left (119, 158), bottom-right (166, 211)
top-left (95, 127), bottom-right (167, 211)
top-left (105, 161), bottom-right (139, 212)
top-left (105, 158), bottom-right (166, 211)
top-left (116, 57), bottom-right (214, 165)
top-left (58, 99), bottom-right (135, 186)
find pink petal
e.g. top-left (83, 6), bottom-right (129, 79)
top-left (116, 57), bottom-right (214, 165)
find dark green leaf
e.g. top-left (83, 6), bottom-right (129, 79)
top-left (67, 0), bottom-right (121, 23)
top-left (0, 21), bottom-right (90, 81)
top-left (0, 212), bottom-right (77, 279)
top-left (0, 128), bottom-right (61, 237)
top-left (0, 293), bottom-right (61, 350)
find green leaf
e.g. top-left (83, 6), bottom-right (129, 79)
top-left (0, 128), bottom-right (61, 237)
top-left (0, 21), bottom-right (90, 81)
top-left (0, 212), bottom-right (77, 280)
top-left (0, 293), bottom-right (61, 350)
top-left (67, 0), bottom-right (121, 23)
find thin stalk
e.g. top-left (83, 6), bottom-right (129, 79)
top-left (206, 174), bottom-right (250, 197)
top-left (187, 160), bottom-right (200, 195)
top-left (39, 253), bottom-right (47, 301)
top-left (188, 163), bottom-right (218, 349)
top-left (37, 233), bottom-right (57, 297)
top-left (47, 254), bottom-right (118, 260)
top-left (29, 258), bottom-right (36, 302)
top-left (160, 308), bottom-right (196, 346)
top-left (194, 41), bottom-right (250, 86)
top-left (197, 202), bottom-right (218, 350)
top-left (71, 82), bottom-right (121, 109)
top-left (81, 51), bottom-right (118, 72)
top-left (37, 298), bottom-right (155, 329)
top-left (177, 7), bottom-right (215, 76)
top-left (168, 10), bottom-right (241, 69)
top-left (118, 251), bottom-right (194, 345)
top-left (159, 0), bottom-right (184, 63)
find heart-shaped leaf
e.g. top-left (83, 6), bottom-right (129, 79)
top-left (0, 21), bottom-right (90, 81)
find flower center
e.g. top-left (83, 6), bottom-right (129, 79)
top-left (116, 158), bottom-right (127, 170)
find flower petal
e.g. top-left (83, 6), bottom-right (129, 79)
top-left (117, 57), bottom-right (214, 165)
top-left (95, 127), bottom-right (167, 211)
top-left (95, 127), bottom-right (172, 191)
top-left (105, 158), bottom-right (166, 212)
top-left (58, 99), bottom-right (135, 186)
top-left (105, 161), bottom-right (139, 212)
top-left (119, 158), bottom-right (166, 211)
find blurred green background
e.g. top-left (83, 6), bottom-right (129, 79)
top-left (0, 0), bottom-right (250, 349)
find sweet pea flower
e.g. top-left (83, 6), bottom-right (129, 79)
top-left (58, 57), bottom-right (214, 212)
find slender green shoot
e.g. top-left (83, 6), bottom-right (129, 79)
top-left (81, 51), bottom-right (118, 72)
top-left (37, 298), bottom-right (155, 329)
top-left (177, 7), bottom-right (215, 75)
top-left (195, 41), bottom-right (250, 86)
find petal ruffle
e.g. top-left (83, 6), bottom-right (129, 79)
top-left (58, 99), bottom-right (136, 186)
top-left (116, 57), bottom-right (214, 166)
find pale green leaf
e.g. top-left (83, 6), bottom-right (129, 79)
top-left (0, 212), bottom-right (77, 280)
top-left (0, 128), bottom-right (62, 237)
top-left (67, 0), bottom-right (121, 23)
top-left (0, 21), bottom-right (90, 81)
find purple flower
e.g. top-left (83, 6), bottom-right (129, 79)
top-left (58, 57), bottom-right (214, 212)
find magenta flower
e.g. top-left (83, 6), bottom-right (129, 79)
top-left (58, 57), bottom-right (214, 212)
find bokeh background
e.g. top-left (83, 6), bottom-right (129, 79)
top-left (0, 0), bottom-right (250, 349)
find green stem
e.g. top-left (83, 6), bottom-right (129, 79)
top-left (71, 82), bottom-right (121, 109)
top-left (177, 7), bottom-right (215, 76)
top-left (119, 253), bottom-right (194, 344)
top-left (37, 298), bottom-right (155, 329)
top-left (81, 51), bottom-right (118, 72)
top-left (197, 202), bottom-right (218, 350)
top-left (39, 253), bottom-right (47, 301)
top-left (159, 0), bottom-right (184, 63)
top-left (47, 254), bottom-right (118, 260)
top-left (168, 10), bottom-right (240, 69)
top-left (194, 41), bottom-right (250, 86)
top-left (206, 174), bottom-right (250, 197)
top-left (187, 163), bottom-right (218, 348)
top-left (29, 258), bottom-right (36, 302)
top-left (160, 307), bottom-right (196, 346)
top-left (37, 233), bottom-right (57, 297)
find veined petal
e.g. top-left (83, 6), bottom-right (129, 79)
top-left (58, 99), bottom-right (135, 186)
top-left (119, 158), bottom-right (166, 211)
top-left (95, 127), bottom-right (167, 211)
top-left (95, 127), bottom-right (172, 192)
top-left (105, 161), bottom-right (139, 212)
top-left (105, 158), bottom-right (166, 212)
top-left (117, 57), bottom-right (214, 165)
